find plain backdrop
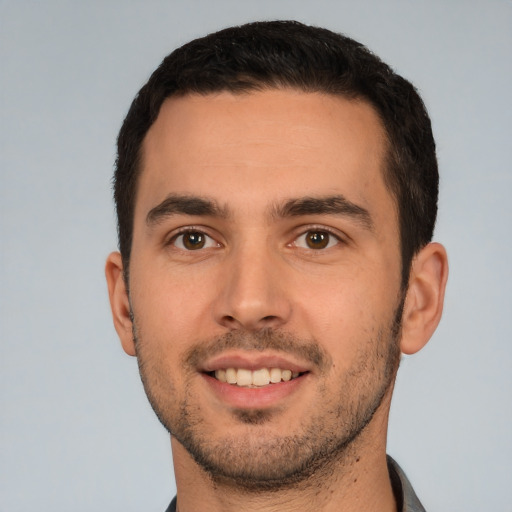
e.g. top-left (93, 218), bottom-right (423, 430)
top-left (1, 1), bottom-right (511, 511)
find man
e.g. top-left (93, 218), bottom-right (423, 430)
top-left (105, 20), bottom-right (448, 512)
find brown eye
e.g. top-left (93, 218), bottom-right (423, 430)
top-left (173, 231), bottom-right (217, 251)
top-left (294, 230), bottom-right (339, 250)
top-left (305, 231), bottom-right (330, 249)
top-left (182, 232), bottom-right (205, 250)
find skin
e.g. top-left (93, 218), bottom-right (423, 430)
top-left (106, 90), bottom-right (448, 512)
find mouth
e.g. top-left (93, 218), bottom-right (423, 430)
top-left (199, 352), bottom-right (312, 409)
top-left (207, 367), bottom-right (307, 388)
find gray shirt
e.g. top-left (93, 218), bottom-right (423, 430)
top-left (388, 456), bottom-right (426, 512)
top-left (165, 456), bottom-right (426, 511)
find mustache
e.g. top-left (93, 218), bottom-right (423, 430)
top-left (183, 328), bottom-right (332, 372)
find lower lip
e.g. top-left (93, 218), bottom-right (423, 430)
top-left (201, 373), bottom-right (308, 409)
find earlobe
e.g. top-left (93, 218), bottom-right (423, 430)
top-left (400, 242), bottom-right (449, 355)
top-left (105, 252), bottom-right (136, 356)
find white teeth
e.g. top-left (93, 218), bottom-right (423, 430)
top-left (226, 368), bottom-right (237, 384)
top-left (252, 368), bottom-right (270, 386)
top-left (215, 369), bottom-right (227, 383)
top-left (236, 369), bottom-right (252, 387)
top-left (269, 368), bottom-right (282, 383)
top-left (213, 367), bottom-right (301, 387)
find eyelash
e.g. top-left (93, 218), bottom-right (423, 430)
top-left (290, 226), bottom-right (344, 251)
top-left (166, 226), bottom-right (345, 251)
top-left (167, 227), bottom-right (220, 251)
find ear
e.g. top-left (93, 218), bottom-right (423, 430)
top-left (105, 252), bottom-right (136, 356)
top-left (400, 242), bottom-right (448, 355)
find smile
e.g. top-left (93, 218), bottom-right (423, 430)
top-left (212, 368), bottom-right (303, 387)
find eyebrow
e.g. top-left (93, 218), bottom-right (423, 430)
top-left (146, 194), bottom-right (228, 226)
top-left (272, 195), bottom-right (374, 230)
top-left (146, 193), bottom-right (373, 231)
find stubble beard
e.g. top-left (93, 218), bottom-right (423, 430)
top-left (132, 297), bottom-right (404, 492)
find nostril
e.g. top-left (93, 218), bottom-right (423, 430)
top-left (219, 314), bottom-right (281, 330)
top-left (221, 315), bottom-right (241, 327)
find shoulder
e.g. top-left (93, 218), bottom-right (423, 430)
top-left (387, 455), bottom-right (427, 512)
top-left (164, 496), bottom-right (177, 512)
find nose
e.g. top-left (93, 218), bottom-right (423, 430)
top-left (213, 243), bottom-right (292, 331)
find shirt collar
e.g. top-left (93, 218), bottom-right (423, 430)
top-left (387, 455), bottom-right (427, 512)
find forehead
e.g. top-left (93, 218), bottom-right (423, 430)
top-left (136, 89), bottom-right (394, 222)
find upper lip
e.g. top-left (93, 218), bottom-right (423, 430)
top-left (200, 351), bottom-right (311, 373)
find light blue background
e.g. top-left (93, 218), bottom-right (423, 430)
top-left (1, 1), bottom-right (511, 510)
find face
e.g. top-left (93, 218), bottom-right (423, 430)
top-left (123, 90), bottom-right (405, 488)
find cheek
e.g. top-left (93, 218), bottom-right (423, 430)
top-left (294, 268), bottom-right (396, 365)
top-left (130, 260), bottom-right (217, 351)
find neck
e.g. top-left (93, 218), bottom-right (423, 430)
top-left (171, 402), bottom-right (397, 512)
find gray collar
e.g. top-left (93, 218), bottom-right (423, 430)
top-left (166, 457), bottom-right (427, 512)
top-left (387, 456), bottom-right (426, 512)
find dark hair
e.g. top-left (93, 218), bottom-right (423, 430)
top-left (114, 20), bottom-right (438, 287)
